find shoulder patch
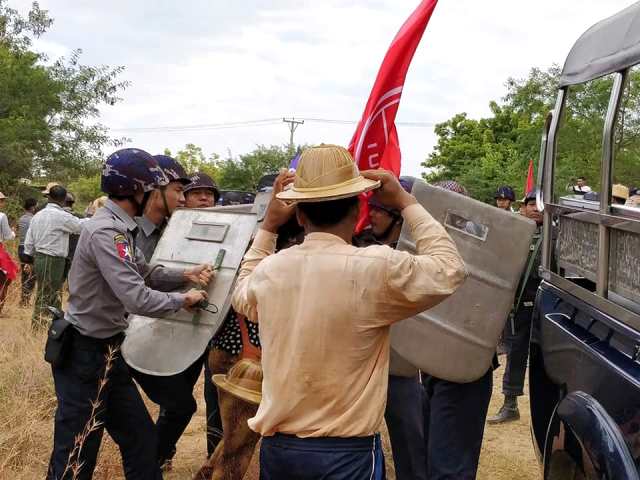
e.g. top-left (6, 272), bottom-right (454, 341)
top-left (114, 233), bottom-right (133, 261)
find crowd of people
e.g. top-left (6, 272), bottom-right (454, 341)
top-left (0, 145), bottom-right (602, 480)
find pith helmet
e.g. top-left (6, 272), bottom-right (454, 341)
top-left (212, 358), bottom-right (263, 405)
top-left (42, 182), bottom-right (60, 196)
top-left (0, 192), bottom-right (6, 199)
top-left (612, 184), bottom-right (630, 200)
top-left (276, 145), bottom-right (380, 203)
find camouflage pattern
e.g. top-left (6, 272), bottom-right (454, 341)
top-left (153, 155), bottom-right (191, 185)
top-left (432, 180), bottom-right (469, 197)
top-left (184, 172), bottom-right (220, 201)
top-left (101, 148), bottom-right (168, 196)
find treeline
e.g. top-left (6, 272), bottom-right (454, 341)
top-left (423, 65), bottom-right (640, 203)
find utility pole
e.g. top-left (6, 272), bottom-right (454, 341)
top-left (283, 117), bottom-right (304, 151)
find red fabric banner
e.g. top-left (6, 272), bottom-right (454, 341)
top-left (348, 0), bottom-right (439, 231)
top-left (525, 159), bottom-right (535, 197)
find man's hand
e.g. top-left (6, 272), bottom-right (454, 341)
top-left (183, 288), bottom-right (208, 312)
top-left (361, 170), bottom-right (417, 211)
top-left (184, 264), bottom-right (215, 287)
top-left (262, 169), bottom-right (297, 234)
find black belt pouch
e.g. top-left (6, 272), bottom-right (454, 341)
top-left (44, 310), bottom-right (73, 367)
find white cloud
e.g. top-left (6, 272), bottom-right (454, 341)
top-left (19, 0), bottom-right (637, 177)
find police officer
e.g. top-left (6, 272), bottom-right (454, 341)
top-left (135, 155), bottom-right (191, 262)
top-left (494, 186), bottom-right (516, 211)
top-left (47, 148), bottom-right (211, 480)
top-left (134, 155), bottom-right (191, 262)
top-left (130, 156), bottom-right (215, 470)
top-left (488, 190), bottom-right (543, 424)
top-left (184, 172), bottom-right (220, 209)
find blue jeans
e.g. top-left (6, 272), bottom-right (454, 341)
top-left (260, 433), bottom-right (385, 480)
top-left (47, 330), bottom-right (160, 480)
top-left (422, 369), bottom-right (493, 480)
top-left (385, 374), bottom-right (427, 480)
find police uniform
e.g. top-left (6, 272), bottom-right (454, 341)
top-left (502, 225), bottom-right (542, 397)
top-left (47, 151), bottom-right (189, 480)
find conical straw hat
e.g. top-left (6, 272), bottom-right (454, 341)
top-left (212, 358), bottom-right (263, 405)
top-left (276, 145), bottom-right (380, 203)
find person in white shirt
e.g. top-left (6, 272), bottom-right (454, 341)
top-left (571, 176), bottom-right (592, 195)
top-left (0, 191), bottom-right (17, 314)
top-left (24, 185), bottom-right (84, 328)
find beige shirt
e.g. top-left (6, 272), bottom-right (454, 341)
top-left (232, 203), bottom-right (466, 438)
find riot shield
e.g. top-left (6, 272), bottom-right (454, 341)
top-left (122, 208), bottom-right (257, 376)
top-left (390, 180), bottom-right (537, 383)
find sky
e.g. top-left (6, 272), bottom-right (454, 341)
top-left (12, 0), bottom-right (637, 177)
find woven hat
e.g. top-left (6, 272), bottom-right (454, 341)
top-left (276, 145), bottom-right (380, 203)
top-left (212, 358), bottom-right (263, 405)
top-left (612, 184), bottom-right (630, 200)
top-left (42, 182), bottom-right (60, 196)
top-left (0, 192), bottom-right (6, 199)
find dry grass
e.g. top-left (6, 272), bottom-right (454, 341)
top-left (0, 282), bottom-right (539, 479)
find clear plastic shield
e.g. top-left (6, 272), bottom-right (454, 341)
top-left (390, 180), bottom-right (537, 383)
top-left (122, 208), bottom-right (257, 376)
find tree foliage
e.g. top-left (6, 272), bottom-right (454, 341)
top-left (0, 1), bottom-right (128, 192)
top-left (423, 65), bottom-right (640, 202)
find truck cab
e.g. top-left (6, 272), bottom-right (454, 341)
top-left (530, 3), bottom-right (640, 479)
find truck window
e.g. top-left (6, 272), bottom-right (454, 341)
top-left (550, 75), bottom-right (615, 291)
top-left (608, 66), bottom-right (640, 312)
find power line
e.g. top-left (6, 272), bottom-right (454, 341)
top-left (283, 117), bottom-right (304, 150)
top-left (110, 116), bottom-right (436, 134)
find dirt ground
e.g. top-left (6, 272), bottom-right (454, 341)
top-left (0, 281), bottom-right (539, 479)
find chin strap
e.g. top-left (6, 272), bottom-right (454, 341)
top-left (130, 191), bottom-right (153, 217)
top-left (159, 186), bottom-right (171, 219)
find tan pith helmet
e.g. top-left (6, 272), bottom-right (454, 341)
top-left (276, 144), bottom-right (380, 203)
top-left (212, 358), bottom-right (263, 405)
top-left (612, 184), bottom-right (630, 200)
top-left (42, 182), bottom-right (60, 196)
top-left (0, 192), bottom-right (6, 199)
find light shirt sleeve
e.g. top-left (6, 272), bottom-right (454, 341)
top-left (60, 212), bottom-right (85, 234)
top-left (232, 229), bottom-right (277, 322)
top-left (90, 228), bottom-right (186, 316)
top-left (374, 203), bottom-right (467, 326)
top-left (24, 221), bottom-right (34, 255)
top-left (0, 213), bottom-right (14, 241)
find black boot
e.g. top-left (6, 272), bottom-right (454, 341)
top-left (487, 395), bottom-right (520, 424)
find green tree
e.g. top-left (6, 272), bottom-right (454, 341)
top-left (216, 145), bottom-right (294, 191)
top-left (423, 65), bottom-right (640, 202)
top-left (0, 1), bottom-right (128, 191)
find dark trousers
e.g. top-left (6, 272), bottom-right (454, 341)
top-left (32, 253), bottom-right (66, 329)
top-left (18, 245), bottom-right (35, 305)
top-left (502, 305), bottom-right (534, 397)
top-left (260, 433), bottom-right (385, 480)
top-left (385, 374), bottom-right (427, 480)
top-left (131, 352), bottom-right (206, 465)
top-left (203, 349), bottom-right (223, 456)
top-left (47, 331), bottom-right (160, 480)
top-left (422, 369), bottom-right (493, 480)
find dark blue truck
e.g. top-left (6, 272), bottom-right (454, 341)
top-left (529, 3), bottom-right (640, 479)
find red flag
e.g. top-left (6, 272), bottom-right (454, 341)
top-left (348, 0), bottom-right (439, 231)
top-left (525, 159), bottom-right (535, 196)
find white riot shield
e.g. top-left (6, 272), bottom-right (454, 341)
top-left (122, 208), bottom-right (257, 376)
top-left (390, 180), bottom-right (537, 383)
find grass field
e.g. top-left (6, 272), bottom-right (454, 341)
top-left (0, 279), bottom-right (539, 479)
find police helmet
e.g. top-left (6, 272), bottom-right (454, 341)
top-left (101, 148), bottom-right (169, 197)
top-left (368, 176), bottom-right (415, 216)
top-left (184, 172), bottom-right (221, 202)
top-left (153, 155), bottom-right (191, 185)
top-left (494, 186), bottom-right (515, 201)
top-left (523, 190), bottom-right (538, 204)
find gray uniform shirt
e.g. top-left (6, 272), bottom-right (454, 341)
top-left (66, 199), bottom-right (187, 338)
top-left (18, 212), bottom-right (33, 246)
top-left (134, 215), bottom-right (164, 262)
